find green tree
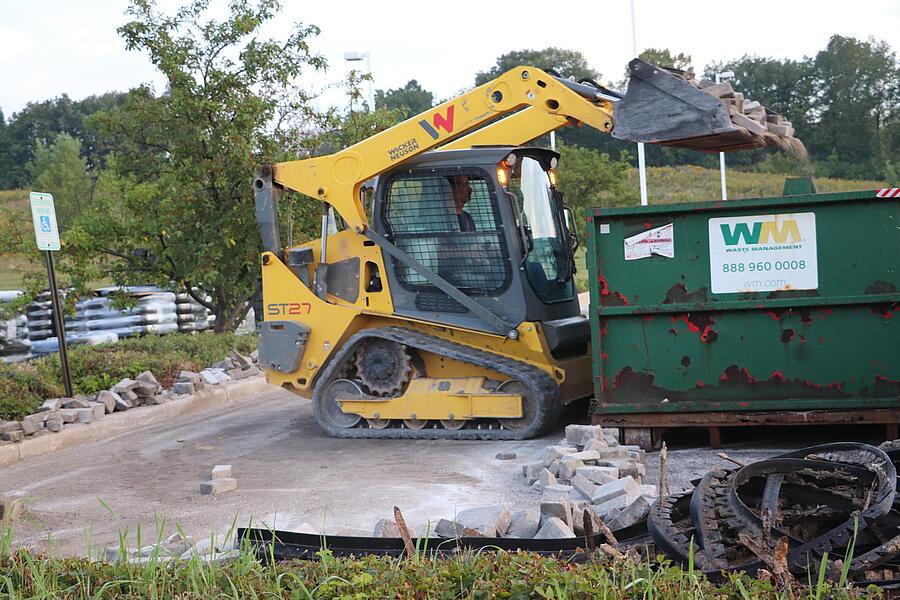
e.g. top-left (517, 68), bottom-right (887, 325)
top-left (809, 35), bottom-right (899, 177)
top-left (555, 143), bottom-right (632, 238)
top-left (68, 0), bottom-right (325, 332)
top-left (0, 92), bottom-right (126, 189)
top-left (374, 80), bottom-right (433, 119)
top-left (28, 133), bottom-right (92, 226)
top-left (475, 48), bottom-right (599, 86)
top-left (639, 48), bottom-right (692, 72)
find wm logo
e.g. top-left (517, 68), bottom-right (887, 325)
top-left (721, 220), bottom-right (801, 245)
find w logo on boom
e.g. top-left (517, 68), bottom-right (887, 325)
top-left (721, 219), bottom-right (801, 245)
top-left (419, 106), bottom-right (455, 139)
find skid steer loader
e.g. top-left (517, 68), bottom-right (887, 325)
top-left (253, 60), bottom-right (797, 439)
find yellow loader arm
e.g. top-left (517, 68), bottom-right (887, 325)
top-left (269, 66), bottom-right (615, 233)
top-left (442, 78), bottom-right (625, 150)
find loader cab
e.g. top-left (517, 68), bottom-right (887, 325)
top-left (372, 147), bottom-right (588, 355)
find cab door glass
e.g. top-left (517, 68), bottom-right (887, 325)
top-left (509, 157), bottom-right (575, 304)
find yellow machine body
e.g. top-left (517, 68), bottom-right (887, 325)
top-left (253, 62), bottom-right (767, 438)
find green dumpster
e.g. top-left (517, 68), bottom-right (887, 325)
top-left (586, 187), bottom-right (899, 443)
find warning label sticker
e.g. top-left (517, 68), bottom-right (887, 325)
top-left (624, 223), bottom-right (674, 261)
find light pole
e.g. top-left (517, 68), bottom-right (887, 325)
top-left (344, 51), bottom-right (375, 111)
top-left (715, 70), bottom-right (735, 200)
top-left (630, 0), bottom-right (648, 206)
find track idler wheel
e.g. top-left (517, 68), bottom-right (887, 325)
top-left (497, 378), bottom-right (539, 432)
top-left (314, 379), bottom-right (364, 430)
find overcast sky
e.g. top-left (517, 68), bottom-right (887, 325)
top-left (1, 0), bottom-right (898, 117)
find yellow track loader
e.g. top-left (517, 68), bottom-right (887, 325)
top-left (253, 60), bottom-right (793, 439)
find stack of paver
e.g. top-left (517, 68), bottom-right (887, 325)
top-left (523, 424), bottom-right (656, 537)
top-left (171, 350), bottom-right (260, 396)
top-left (364, 424), bottom-right (655, 540)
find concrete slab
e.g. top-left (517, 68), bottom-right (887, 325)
top-left (0, 385), bottom-right (551, 556)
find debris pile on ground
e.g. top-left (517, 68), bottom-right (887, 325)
top-left (361, 424), bottom-right (654, 540)
top-left (0, 349), bottom-right (258, 444)
top-left (523, 424), bottom-right (655, 537)
top-left (647, 440), bottom-right (900, 586)
top-left (105, 531), bottom-right (240, 565)
top-left (239, 438), bottom-right (900, 592)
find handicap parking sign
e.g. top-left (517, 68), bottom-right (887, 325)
top-left (29, 192), bottom-right (61, 251)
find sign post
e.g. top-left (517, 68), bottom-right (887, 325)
top-left (29, 192), bottom-right (73, 397)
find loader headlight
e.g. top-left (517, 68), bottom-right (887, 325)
top-left (497, 166), bottom-right (509, 187)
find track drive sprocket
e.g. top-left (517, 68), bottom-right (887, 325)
top-left (354, 338), bottom-right (411, 396)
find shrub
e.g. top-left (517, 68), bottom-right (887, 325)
top-left (0, 333), bottom-right (256, 421)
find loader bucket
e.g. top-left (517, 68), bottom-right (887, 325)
top-left (612, 59), bottom-right (762, 153)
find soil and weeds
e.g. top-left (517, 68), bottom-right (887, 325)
top-left (0, 333), bottom-right (257, 421)
top-left (0, 538), bottom-right (879, 599)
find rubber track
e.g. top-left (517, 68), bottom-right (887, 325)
top-left (650, 442), bottom-right (900, 581)
top-left (647, 490), bottom-right (703, 569)
top-left (311, 326), bottom-right (561, 440)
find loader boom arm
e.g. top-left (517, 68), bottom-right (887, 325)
top-left (271, 66), bottom-right (615, 234)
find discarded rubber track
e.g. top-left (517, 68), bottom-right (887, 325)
top-left (238, 519), bottom-right (649, 563)
top-left (648, 441), bottom-right (900, 586)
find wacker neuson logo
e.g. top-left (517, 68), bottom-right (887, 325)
top-left (708, 212), bottom-right (818, 294)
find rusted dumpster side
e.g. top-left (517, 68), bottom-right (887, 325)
top-left (586, 188), bottom-right (899, 444)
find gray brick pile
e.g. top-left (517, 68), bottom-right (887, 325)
top-left (364, 424), bottom-right (655, 541)
top-left (105, 531), bottom-right (240, 565)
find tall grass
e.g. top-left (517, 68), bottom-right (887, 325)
top-left (596, 165), bottom-right (886, 207)
top-left (0, 520), bottom-right (879, 599)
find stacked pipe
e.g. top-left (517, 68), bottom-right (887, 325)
top-left (0, 291), bottom-right (31, 363)
top-left (175, 292), bottom-right (214, 333)
top-left (26, 287), bottom-right (180, 356)
top-left (75, 287), bottom-right (179, 338)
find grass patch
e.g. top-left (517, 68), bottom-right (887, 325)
top-left (0, 540), bottom-right (877, 599)
top-left (598, 166), bottom-right (885, 206)
top-left (0, 333), bottom-right (257, 421)
top-left (0, 255), bottom-right (40, 290)
top-left (0, 189), bottom-right (29, 210)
